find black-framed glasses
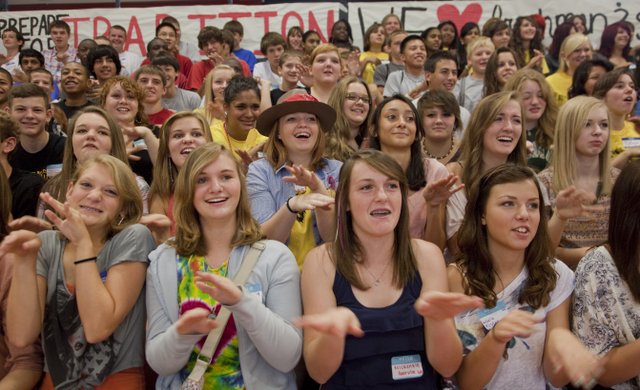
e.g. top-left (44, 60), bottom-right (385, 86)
top-left (345, 93), bottom-right (371, 105)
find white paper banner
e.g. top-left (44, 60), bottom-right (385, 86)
top-left (348, 1), bottom-right (639, 49)
top-left (0, 3), bottom-right (342, 56)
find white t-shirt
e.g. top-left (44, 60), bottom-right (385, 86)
top-left (253, 61), bottom-right (281, 90)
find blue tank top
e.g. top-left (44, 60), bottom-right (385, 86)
top-left (324, 270), bottom-right (440, 389)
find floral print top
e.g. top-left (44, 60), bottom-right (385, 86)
top-left (572, 246), bottom-right (640, 389)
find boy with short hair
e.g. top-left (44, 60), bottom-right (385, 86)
top-left (253, 32), bottom-right (286, 90)
top-left (8, 83), bottom-right (65, 179)
top-left (187, 26), bottom-right (225, 92)
top-left (134, 65), bottom-right (174, 125)
top-left (55, 61), bottom-right (94, 120)
top-left (108, 25), bottom-right (143, 75)
top-left (143, 22), bottom-right (193, 80)
top-left (1, 27), bottom-right (24, 74)
top-left (161, 15), bottom-right (202, 63)
top-left (374, 30), bottom-right (408, 93)
top-left (152, 54), bottom-right (200, 112)
top-left (42, 20), bottom-right (77, 89)
top-left (0, 112), bottom-right (44, 218)
top-left (223, 20), bottom-right (257, 73)
top-left (28, 68), bottom-right (56, 98)
top-left (384, 35), bottom-right (427, 97)
top-left (271, 50), bottom-right (303, 105)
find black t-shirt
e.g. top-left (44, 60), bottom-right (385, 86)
top-left (55, 99), bottom-right (95, 122)
top-left (9, 168), bottom-right (44, 218)
top-left (129, 126), bottom-right (160, 185)
top-left (9, 133), bottom-right (66, 180)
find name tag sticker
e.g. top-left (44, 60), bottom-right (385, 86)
top-left (477, 299), bottom-right (509, 330)
top-left (391, 354), bottom-right (423, 380)
top-left (622, 138), bottom-right (640, 149)
top-left (245, 283), bottom-right (263, 302)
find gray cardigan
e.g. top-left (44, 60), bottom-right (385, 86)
top-left (146, 240), bottom-right (302, 389)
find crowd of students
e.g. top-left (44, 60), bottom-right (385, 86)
top-left (0, 8), bottom-right (639, 390)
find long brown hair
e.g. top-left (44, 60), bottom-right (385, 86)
top-left (43, 106), bottom-right (129, 205)
top-left (325, 76), bottom-right (371, 161)
top-left (172, 143), bottom-right (263, 256)
top-left (609, 161), bottom-right (640, 302)
top-left (457, 164), bottom-right (556, 308)
top-left (149, 111), bottom-right (212, 206)
top-left (459, 91), bottom-right (527, 193)
top-left (331, 149), bottom-right (417, 290)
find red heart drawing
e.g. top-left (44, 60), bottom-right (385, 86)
top-left (437, 3), bottom-right (483, 33)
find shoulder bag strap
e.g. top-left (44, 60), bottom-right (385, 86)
top-left (186, 240), bottom-right (266, 383)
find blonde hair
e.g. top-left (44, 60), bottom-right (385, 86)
top-left (558, 33), bottom-right (592, 74)
top-left (550, 96), bottom-right (612, 195)
top-left (172, 143), bottom-right (263, 256)
top-left (466, 36), bottom-right (494, 58)
top-left (72, 155), bottom-right (143, 238)
top-left (149, 111), bottom-right (213, 207)
top-left (504, 68), bottom-right (558, 149)
top-left (203, 64), bottom-right (236, 124)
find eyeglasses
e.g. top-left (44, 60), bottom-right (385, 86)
top-left (345, 93), bottom-right (371, 105)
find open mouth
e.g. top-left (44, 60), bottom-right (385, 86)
top-left (513, 226), bottom-right (529, 234)
top-left (294, 131), bottom-right (311, 139)
top-left (370, 208), bottom-right (391, 217)
top-left (180, 147), bottom-right (194, 155)
top-left (497, 136), bottom-right (514, 144)
top-left (206, 197), bottom-right (227, 204)
top-left (80, 205), bottom-right (103, 213)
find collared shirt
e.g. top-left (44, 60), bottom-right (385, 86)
top-left (43, 46), bottom-right (78, 87)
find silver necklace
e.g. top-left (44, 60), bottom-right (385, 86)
top-left (362, 260), bottom-right (392, 287)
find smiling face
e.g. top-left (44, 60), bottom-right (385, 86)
top-left (482, 99), bottom-right (523, 160)
top-left (377, 99), bottom-right (417, 152)
top-left (565, 44), bottom-right (592, 73)
top-left (343, 82), bottom-right (370, 130)
top-left (614, 27), bottom-right (630, 49)
top-left (492, 28), bottom-right (511, 48)
top-left (463, 27), bottom-right (480, 45)
top-left (193, 154), bottom-right (241, 223)
top-left (428, 59), bottom-right (458, 92)
top-left (575, 105), bottom-right (609, 158)
top-left (278, 112), bottom-right (320, 156)
top-left (401, 38), bottom-right (427, 69)
top-left (311, 51), bottom-right (341, 86)
top-left (332, 21), bottom-right (350, 42)
top-left (136, 72), bottom-right (166, 104)
top-left (279, 56), bottom-right (302, 85)
top-left (483, 179), bottom-right (540, 257)
top-left (168, 117), bottom-right (208, 169)
top-left (604, 74), bottom-right (637, 116)
top-left (519, 19), bottom-right (537, 41)
top-left (288, 31), bottom-right (303, 51)
top-left (225, 90), bottom-right (261, 134)
top-left (61, 62), bottom-right (89, 95)
top-left (520, 79), bottom-right (546, 125)
top-left (469, 45), bottom-right (494, 76)
top-left (93, 56), bottom-right (117, 83)
top-left (103, 83), bottom-right (139, 125)
top-left (572, 16), bottom-right (586, 34)
top-left (496, 52), bottom-right (517, 85)
top-left (108, 27), bottom-right (126, 53)
top-left (348, 160), bottom-right (402, 239)
top-left (425, 29), bottom-right (442, 52)
top-left (211, 68), bottom-right (234, 101)
top-left (66, 163), bottom-right (122, 230)
top-left (10, 96), bottom-right (51, 138)
top-left (422, 105), bottom-right (455, 142)
top-left (72, 112), bottom-right (113, 162)
top-left (440, 24), bottom-right (457, 47)
top-left (157, 26), bottom-right (177, 51)
top-left (303, 33), bottom-right (321, 54)
top-left (383, 16), bottom-right (401, 35)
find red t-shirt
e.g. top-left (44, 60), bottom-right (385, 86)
top-left (147, 108), bottom-right (175, 126)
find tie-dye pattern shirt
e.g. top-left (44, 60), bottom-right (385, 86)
top-left (177, 254), bottom-right (244, 389)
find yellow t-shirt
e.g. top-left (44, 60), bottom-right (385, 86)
top-left (359, 51), bottom-right (389, 85)
top-left (210, 119), bottom-right (268, 161)
top-left (546, 71), bottom-right (571, 107)
top-left (524, 51), bottom-right (550, 75)
top-left (610, 120), bottom-right (640, 158)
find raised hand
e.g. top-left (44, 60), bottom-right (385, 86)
top-left (0, 229), bottom-right (41, 260)
top-left (175, 307), bottom-right (218, 335)
top-left (554, 186), bottom-right (599, 221)
top-left (40, 192), bottom-right (91, 244)
top-left (415, 291), bottom-right (483, 321)
top-left (8, 216), bottom-right (53, 233)
top-left (139, 214), bottom-right (172, 245)
top-left (195, 271), bottom-right (243, 306)
top-left (282, 164), bottom-right (323, 192)
top-left (423, 173), bottom-right (464, 207)
top-left (288, 193), bottom-right (334, 213)
top-left (295, 307), bottom-right (364, 338)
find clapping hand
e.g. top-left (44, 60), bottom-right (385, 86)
top-left (295, 307), bottom-right (364, 338)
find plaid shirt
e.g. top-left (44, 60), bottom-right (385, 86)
top-left (43, 46), bottom-right (77, 86)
